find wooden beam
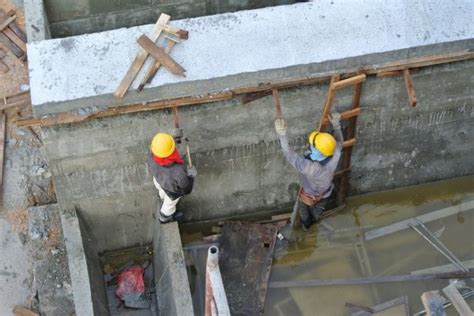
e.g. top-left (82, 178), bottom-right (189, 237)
top-left (318, 75), bottom-right (340, 131)
top-left (1, 9), bottom-right (27, 44)
top-left (343, 138), bottom-right (356, 148)
top-left (3, 27), bottom-right (26, 53)
top-left (321, 108), bottom-right (361, 125)
top-left (162, 25), bottom-right (189, 39)
top-left (138, 39), bottom-right (176, 91)
top-left (0, 15), bottom-right (15, 31)
top-left (365, 200), bottom-right (474, 241)
top-left (442, 284), bottom-right (473, 316)
top-left (0, 32), bottom-right (22, 57)
top-left (268, 271), bottom-right (474, 288)
top-left (137, 35), bottom-right (186, 77)
top-left (403, 68), bottom-right (417, 106)
top-left (332, 74), bottom-right (366, 90)
top-left (18, 50), bottom-right (474, 128)
top-left (17, 91), bottom-right (233, 127)
top-left (114, 13), bottom-right (171, 99)
top-left (241, 90), bottom-right (272, 104)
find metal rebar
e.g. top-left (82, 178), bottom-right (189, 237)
top-left (408, 223), bottom-right (468, 272)
top-left (414, 218), bottom-right (469, 272)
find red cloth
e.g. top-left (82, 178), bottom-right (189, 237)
top-left (115, 266), bottom-right (145, 301)
top-left (152, 149), bottom-right (184, 166)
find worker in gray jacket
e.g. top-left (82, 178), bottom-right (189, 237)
top-left (147, 131), bottom-right (196, 223)
top-left (275, 112), bottom-right (342, 230)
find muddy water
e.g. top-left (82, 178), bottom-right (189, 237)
top-left (264, 176), bottom-right (474, 315)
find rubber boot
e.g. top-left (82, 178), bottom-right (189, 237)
top-left (159, 212), bottom-right (174, 224)
top-left (172, 211), bottom-right (184, 222)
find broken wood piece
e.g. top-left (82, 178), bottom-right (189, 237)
top-left (376, 70), bottom-right (402, 78)
top-left (241, 90), bottom-right (272, 104)
top-left (268, 270), bottom-right (474, 288)
top-left (163, 25), bottom-right (189, 39)
top-left (403, 68), bottom-right (417, 107)
top-left (364, 200), bottom-right (474, 241)
top-left (137, 38), bottom-right (177, 91)
top-left (3, 27), bottom-right (26, 52)
top-left (321, 107), bottom-right (361, 125)
top-left (0, 59), bottom-right (8, 73)
top-left (137, 35), bottom-right (186, 77)
top-left (442, 284), bottom-right (473, 316)
top-left (12, 306), bottom-right (39, 316)
top-left (4, 9), bottom-right (26, 43)
top-left (272, 89), bottom-right (283, 119)
top-left (318, 75), bottom-right (340, 131)
top-left (420, 291), bottom-right (447, 316)
top-left (0, 14), bottom-right (16, 31)
top-left (114, 13), bottom-right (171, 99)
top-left (332, 74), bottom-right (366, 90)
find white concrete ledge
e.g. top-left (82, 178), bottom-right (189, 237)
top-left (27, 0), bottom-right (474, 111)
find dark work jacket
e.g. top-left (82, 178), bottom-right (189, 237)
top-left (147, 154), bottom-right (194, 200)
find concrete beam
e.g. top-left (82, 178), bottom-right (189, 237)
top-left (27, 0), bottom-right (474, 116)
top-left (153, 221), bottom-right (194, 315)
top-left (24, 0), bottom-right (51, 43)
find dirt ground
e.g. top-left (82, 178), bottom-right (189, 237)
top-left (0, 1), bottom-right (57, 314)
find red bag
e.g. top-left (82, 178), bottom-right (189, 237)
top-left (115, 266), bottom-right (145, 301)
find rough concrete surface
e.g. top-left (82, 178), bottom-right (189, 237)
top-left (28, 0), bottom-right (474, 114)
top-left (24, 0), bottom-right (51, 43)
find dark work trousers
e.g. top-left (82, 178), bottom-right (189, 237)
top-left (298, 190), bottom-right (335, 228)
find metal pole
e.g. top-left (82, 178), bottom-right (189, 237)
top-left (414, 218), bottom-right (468, 272)
top-left (205, 246), bottom-right (230, 316)
top-left (408, 223), bottom-right (468, 272)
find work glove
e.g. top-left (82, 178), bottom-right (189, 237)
top-left (274, 119), bottom-right (287, 136)
top-left (187, 166), bottom-right (197, 178)
top-left (171, 128), bottom-right (184, 141)
top-left (329, 112), bottom-right (341, 128)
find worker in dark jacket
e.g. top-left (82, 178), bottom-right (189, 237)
top-left (275, 112), bottom-right (342, 231)
top-left (147, 132), bottom-right (196, 223)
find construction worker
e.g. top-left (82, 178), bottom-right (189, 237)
top-left (274, 112), bottom-right (342, 231)
top-left (147, 131), bottom-right (196, 223)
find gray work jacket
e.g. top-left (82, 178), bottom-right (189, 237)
top-left (278, 124), bottom-right (343, 197)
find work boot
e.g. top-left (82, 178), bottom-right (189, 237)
top-left (159, 213), bottom-right (174, 224)
top-left (172, 211), bottom-right (184, 222)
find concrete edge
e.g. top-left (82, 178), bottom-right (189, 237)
top-left (24, 0), bottom-right (51, 43)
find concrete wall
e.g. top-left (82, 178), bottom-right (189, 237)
top-left (43, 0), bottom-right (299, 37)
top-left (28, 2), bottom-right (474, 251)
top-left (60, 208), bottom-right (109, 315)
top-left (153, 221), bottom-right (194, 315)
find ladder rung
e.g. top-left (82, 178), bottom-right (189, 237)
top-left (332, 74), bottom-right (366, 90)
top-left (321, 108), bottom-right (361, 125)
top-left (342, 138), bottom-right (356, 148)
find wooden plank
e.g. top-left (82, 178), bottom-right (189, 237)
top-left (3, 9), bottom-right (27, 43)
top-left (403, 68), bottom-right (417, 107)
top-left (12, 306), bottom-right (39, 316)
top-left (0, 98), bottom-right (30, 111)
top-left (137, 35), bottom-right (186, 77)
top-left (0, 32), bottom-right (22, 57)
top-left (332, 74), bottom-right (366, 90)
top-left (421, 291), bottom-right (447, 316)
top-left (18, 50), bottom-right (474, 128)
top-left (137, 39), bottom-right (176, 91)
top-left (318, 75), bottom-right (340, 131)
top-left (114, 14), bottom-right (171, 99)
top-left (268, 270), bottom-right (474, 288)
top-left (0, 59), bottom-right (8, 73)
top-left (0, 114), bottom-right (5, 196)
top-left (17, 91), bottom-right (233, 128)
top-left (162, 25), bottom-right (189, 39)
top-left (3, 27), bottom-right (26, 52)
top-left (321, 107), bottom-right (361, 125)
top-left (442, 284), bottom-right (473, 316)
top-left (0, 15), bottom-right (16, 31)
top-left (272, 89), bottom-right (282, 119)
top-left (365, 200), bottom-right (474, 241)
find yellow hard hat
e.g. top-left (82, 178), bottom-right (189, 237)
top-left (151, 133), bottom-right (175, 158)
top-left (308, 131), bottom-right (336, 157)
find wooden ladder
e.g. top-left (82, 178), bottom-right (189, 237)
top-left (317, 72), bottom-right (366, 204)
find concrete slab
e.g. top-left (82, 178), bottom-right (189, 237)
top-left (24, 0), bottom-right (51, 43)
top-left (27, 0), bottom-right (474, 115)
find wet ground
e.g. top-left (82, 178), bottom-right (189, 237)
top-left (182, 175), bottom-right (474, 315)
top-left (265, 175), bottom-right (474, 315)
